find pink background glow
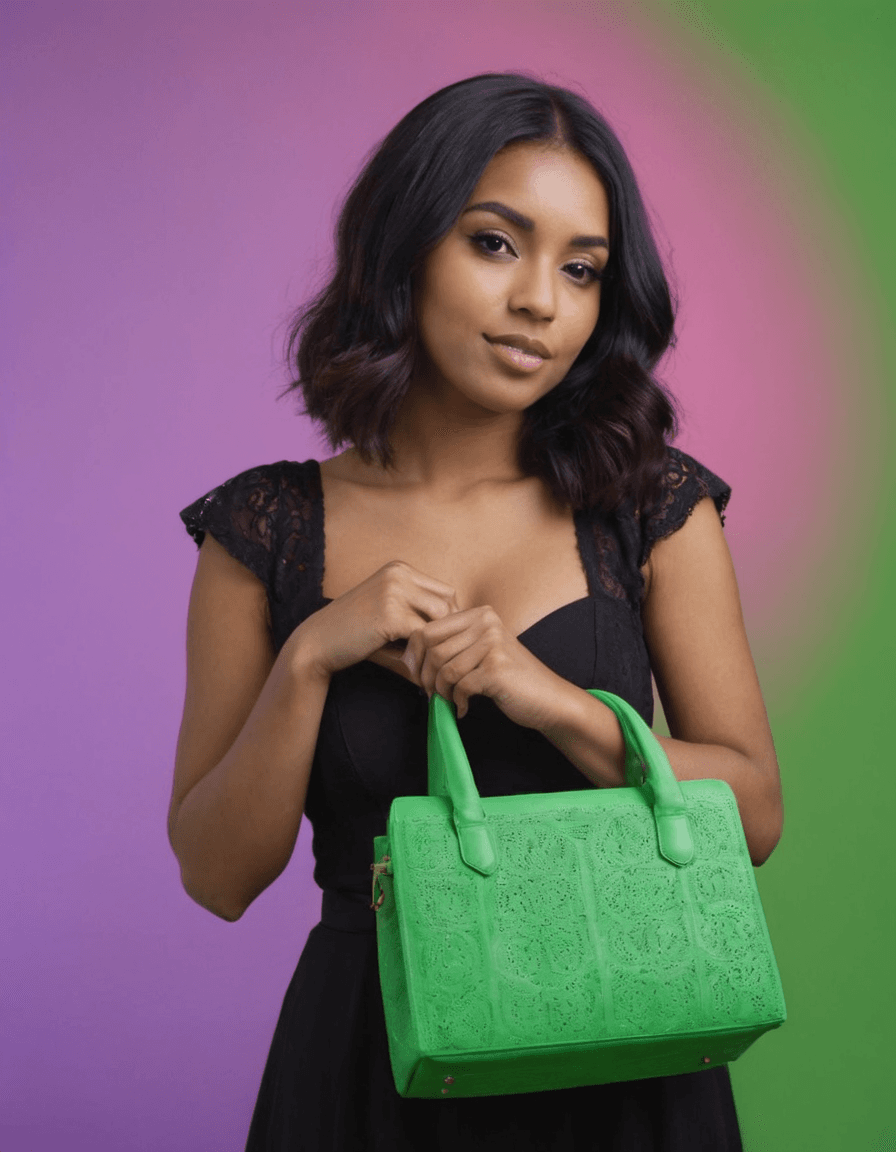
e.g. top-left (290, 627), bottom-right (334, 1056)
top-left (1, 2), bottom-right (857, 1148)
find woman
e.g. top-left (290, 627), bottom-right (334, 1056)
top-left (169, 72), bottom-right (782, 1151)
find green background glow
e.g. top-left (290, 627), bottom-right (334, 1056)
top-left (640, 4), bottom-right (895, 1149)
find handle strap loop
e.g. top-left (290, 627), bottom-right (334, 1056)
top-left (426, 689), bottom-right (694, 871)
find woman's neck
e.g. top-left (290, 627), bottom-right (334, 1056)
top-left (379, 385), bottom-right (527, 497)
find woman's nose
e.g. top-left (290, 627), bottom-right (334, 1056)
top-left (508, 259), bottom-right (555, 322)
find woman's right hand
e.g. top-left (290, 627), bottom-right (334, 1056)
top-left (290, 560), bottom-right (461, 683)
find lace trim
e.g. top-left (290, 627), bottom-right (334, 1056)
top-left (180, 466), bottom-right (281, 588)
top-left (268, 463), bottom-right (324, 623)
top-left (636, 448), bottom-right (731, 572)
top-left (640, 452), bottom-right (728, 531)
top-left (230, 468), bottom-right (278, 554)
top-left (587, 518), bottom-right (629, 604)
top-left (278, 484), bottom-right (316, 575)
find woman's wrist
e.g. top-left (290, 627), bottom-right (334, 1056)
top-left (538, 683), bottom-right (627, 788)
top-left (283, 616), bottom-right (334, 686)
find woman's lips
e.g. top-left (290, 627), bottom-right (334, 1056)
top-left (484, 338), bottom-right (545, 372)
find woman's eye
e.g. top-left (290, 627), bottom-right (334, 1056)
top-left (473, 231), bottom-right (514, 256)
top-left (472, 232), bottom-right (603, 285)
top-left (566, 262), bottom-right (603, 284)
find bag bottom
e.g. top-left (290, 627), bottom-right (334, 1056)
top-left (398, 1023), bottom-right (782, 1098)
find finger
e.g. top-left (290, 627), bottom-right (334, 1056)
top-left (415, 591), bottom-right (460, 623)
top-left (376, 559), bottom-right (457, 598)
top-left (429, 635), bottom-right (493, 708)
top-left (400, 623), bottom-right (454, 683)
top-left (388, 563), bottom-right (459, 619)
top-left (416, 627), bottom-right (478, 695)
top-left (401, 608), bottom-right (473, 679)
top-left (415, 605), bottom-right (488, 645)
top-left (379, 591), bottom-right (456, 652)
top-left (400, 629), bottom-right (426, 682)
top-left (450, 665), bottom-right (486, 719)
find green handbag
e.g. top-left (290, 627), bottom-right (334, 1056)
top-left (370, 689), bottom-right (786, 1099)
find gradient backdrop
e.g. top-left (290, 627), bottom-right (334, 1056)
top-left (2, 2), bottom-right (893, 1149)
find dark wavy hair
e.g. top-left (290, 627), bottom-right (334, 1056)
top-left (283, 71), bottom-right (680, 513)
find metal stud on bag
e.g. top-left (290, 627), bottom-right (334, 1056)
top-left (370, 856), bottom-right (391, 911)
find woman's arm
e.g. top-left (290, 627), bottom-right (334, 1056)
top-left (167, 534), bottom-right (331, 921)
top-left (539, 496), bottom-right (783, 866)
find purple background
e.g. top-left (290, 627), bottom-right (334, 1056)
top-left (1, 2), bottom-right (867, 1148)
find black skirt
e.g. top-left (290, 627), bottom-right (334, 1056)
top-left (245, 889), bottom-right (744, 1152)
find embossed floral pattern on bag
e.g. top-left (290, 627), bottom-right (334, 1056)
top-left (391, 789), bottom-right (783, 1055)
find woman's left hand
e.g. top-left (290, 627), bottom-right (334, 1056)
top-left (398, 606), bottom-right (571, 730)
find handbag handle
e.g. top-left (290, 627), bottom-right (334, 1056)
top-left (426, 689), bottom-right (695, 875)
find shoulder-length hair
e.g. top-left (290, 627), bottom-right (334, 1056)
top-left (284, 71), bottom-right (680, 513)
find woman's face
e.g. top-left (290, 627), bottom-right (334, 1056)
top-left (411, 141), bottom-right (610, 417)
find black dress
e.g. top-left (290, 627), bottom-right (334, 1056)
top-left (180, 447), bottom-right (741, 1152)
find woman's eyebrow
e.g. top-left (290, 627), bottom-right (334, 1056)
top-left (462, 200), bottom-right (609, 250)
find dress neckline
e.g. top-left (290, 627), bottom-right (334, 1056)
top-left (311, 459), bottom-right (597, 642)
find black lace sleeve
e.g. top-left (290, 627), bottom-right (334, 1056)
top-left (179, 463), bottom-right (286, 588)
top-left (180, 460), bottom-right (324, 651)
top-left (638, 446), bottom-right (732, 569)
